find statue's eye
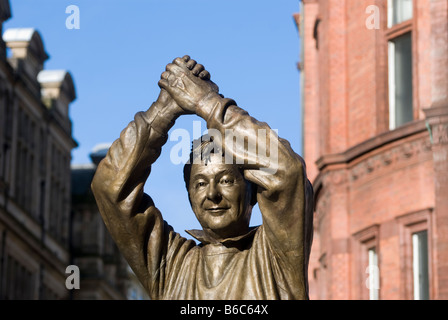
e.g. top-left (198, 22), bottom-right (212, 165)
top-left (220, 178), bottom-right (234, 185)
top-left (196, 182), bottom-right (206, 188)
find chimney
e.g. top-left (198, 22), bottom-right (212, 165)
top-left (3, 28), bottom-right (49, 95)
top-left (38, 70), bottom-right (76, 118)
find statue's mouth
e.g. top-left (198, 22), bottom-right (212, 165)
top-left (206, 207), bottom-right (230, 215)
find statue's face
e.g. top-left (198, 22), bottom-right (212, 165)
top-left (188, 154), bottom-right (253, 240)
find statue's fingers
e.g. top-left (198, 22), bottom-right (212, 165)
top-left (158, 78), bottom-right (186, 102)
top-left (186, 59), bottom-right (197, 70)
top-left (210, 82), bottom-right (219, 93)
top-left (161, 71), bottom-right (170, 80)
top-left (161, 71), bottom-right (180, 91)
top-left (173, 57), bottom-right (184, 65)
top-left (158, 79), bottom-right (170, 90)
top-left (173, 56), bottom-right (192, 70)
top-left (198, 70), bottom-right (210, 81)
top-left (192, 64), bottom-right (205, 76)
top-left (166, 63), bottom-right (186, 76)
top-left (161, 70), bottom-right (176, 82)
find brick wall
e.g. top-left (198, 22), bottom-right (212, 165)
top-left (300, 0), bottom-right (448, 300)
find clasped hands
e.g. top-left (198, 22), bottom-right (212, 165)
top-left (156, 55), bottom-right (221, 118)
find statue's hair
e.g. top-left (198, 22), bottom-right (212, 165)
top-left (183, 134), bottom-right (220, 190)
top-left (183, 134), bottom-right (257, 207)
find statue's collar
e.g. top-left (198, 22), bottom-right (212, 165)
top-left (185, 226), bottom-right (259, 246)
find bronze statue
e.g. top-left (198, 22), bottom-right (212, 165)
top-left (91, 56), bottom-right (314, 300)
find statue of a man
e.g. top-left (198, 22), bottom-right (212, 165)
top-left (91, 56), bottom-right (314, 300)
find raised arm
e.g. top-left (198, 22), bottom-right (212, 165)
top-left (90, 88), bottom-right (189, 298)
top-left (159, 57), bottom-right (314, 259)
top-left (90, 55), bottom-right (218, 298)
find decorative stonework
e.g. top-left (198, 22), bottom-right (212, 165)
top-left (330, 170), bottom-right (347, 185)
top-left (431, 123), bottom-right (448, 145)
top-left (350, 137), bottom-right (432, 182)
top-left (424, 105), bottom-right (448, 146)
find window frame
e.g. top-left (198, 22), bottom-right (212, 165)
top-left (352, 225), bottom-right (380, 300)
top-left (412, 230), bottom-right (430, 300)
top-left (367, 246), bottom-right (380, 300)
top-left (396, 208), bottom-right (433, 300)
top-left (1, 239), bottom-right (39, 299)
top-left (385, 0), bottom-right (418, 131)
top-left (387, 0), bottom-right (414, 29)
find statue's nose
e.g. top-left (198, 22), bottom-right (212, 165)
top-left (206, 182), bottom-right (222, 203)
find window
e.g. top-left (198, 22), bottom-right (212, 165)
top-left (388, 33), bottom-right (413, 129)
top-left (48, 143), bottom-right (70, 244)
top-left (412, 231), bottom-right (429, 300)
top-left (14, 106), bottom-right (38, 216)
top-left (368, 247), bottom-right (379, 300)
top-left (353, 225), bottom-right (380, 300)
top-left (388, 0), bottom-right (413, 27)
top-left (1, 92), bottom-right (12, 186)
top-left (396, 209), bottom-right (432, 299)
top-left (1, 249), bottom-right (37, 300)
top-left (387, 0), bottom-right (414, 130)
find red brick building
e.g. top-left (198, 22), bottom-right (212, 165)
top-left (297, 0), bottom-right (448, 299)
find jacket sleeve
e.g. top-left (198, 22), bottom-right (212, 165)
top-left (196, 93), bottom-right (314, 275)
top-left (91, 103), bottom-right (196, 299)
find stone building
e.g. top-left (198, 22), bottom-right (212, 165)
top-left (71, 144), bottom-right (148, 300)
top-left (298, 0), bottom-right (448, 299)
top-left (0, 0), bottom-right (76, 299)
top-left (0, 0), bottom-right (146, 299)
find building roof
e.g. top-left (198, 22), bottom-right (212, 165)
top-left (90, 143), bottom-right (111, 165)
top-left (71, 164), bottom-right (96, 203)
top-left (71, 144), bottom-right (111, 201)
top-left (38, 69), bottom-right (77, 102)
top-left (3, 27), bottom-right (49, 62)
top-left (37, 69), bottom-right (68, 83)
top-left (3, 27), bottom-right (35, 42)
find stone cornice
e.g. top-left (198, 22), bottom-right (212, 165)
top-left (312, 120), bottom-right (431, 196)
top-left (424, 105), bottom-right (448, 145)
top-left (424, 104), bottom-right (448, 122)
top-left (316, 120), bottom-right (428, 171)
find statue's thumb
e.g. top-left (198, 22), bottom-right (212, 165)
top-left (158, 79), bottom-right (170, 91)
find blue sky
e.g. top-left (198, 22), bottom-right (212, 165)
top-left (5, 0), bottom-right (303, 238)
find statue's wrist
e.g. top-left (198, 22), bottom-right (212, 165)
top-left (142, 101), bottom-right (176, 136)
top-left (151, 99), bottom-right (182, 121)
top-left (196, 92), bottom-right (223, 120)
top-left (161, 100), bottom-right (184, 120)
